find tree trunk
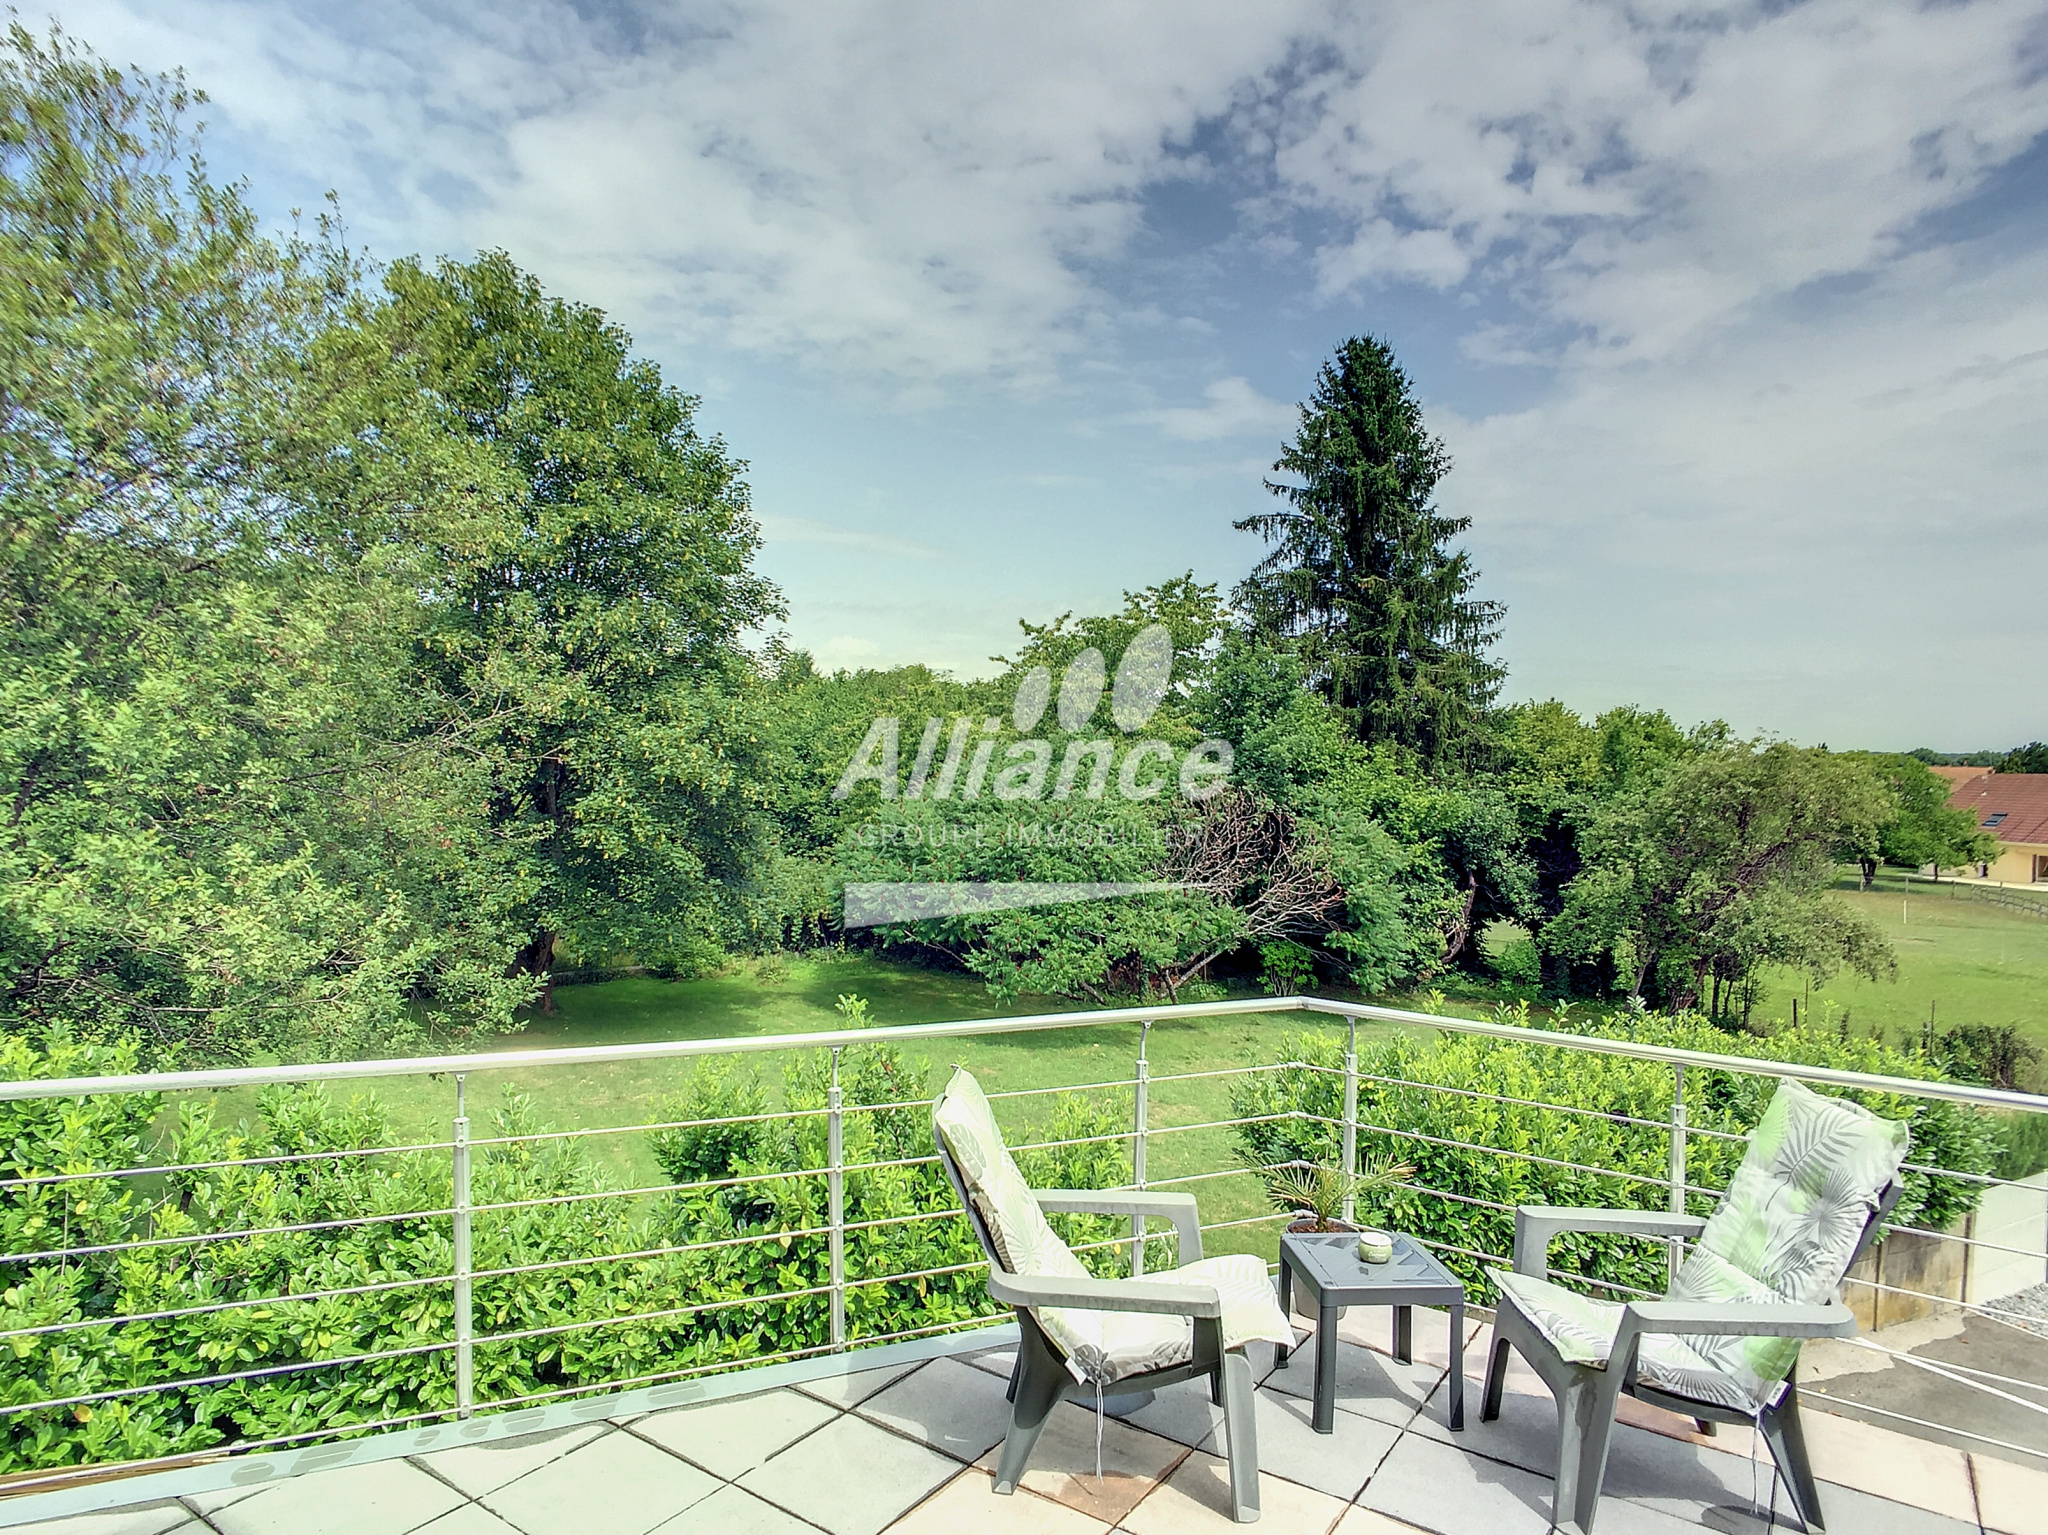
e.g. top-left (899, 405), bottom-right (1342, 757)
top-left (510, 929), bottom-right (558, 1014)
top-left (1860, 858), bottom-right (1877, 890)
top-left (1441, 875), bottom-right (1479, 967)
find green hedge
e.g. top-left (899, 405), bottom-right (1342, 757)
top-left (1230, 1012), bottom-right (1999, 1303)
top-left (0, 1035), bottom-right (1131, 1473)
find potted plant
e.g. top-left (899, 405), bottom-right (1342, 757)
top-left (1247, 1155), bottom-right (1413, 1238)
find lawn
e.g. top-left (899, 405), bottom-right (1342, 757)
top-left (188, 952), bottom-right (1422, 1261)
top-left (1750, 871), bottom-right (2048, 1056)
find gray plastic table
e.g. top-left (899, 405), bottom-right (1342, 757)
top-left (1275, 1230), bottom-right (1466, 1433)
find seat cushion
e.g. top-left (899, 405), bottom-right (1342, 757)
top-left (1491, 1268), bottom-right (1763, 1412)
top-left (934, 1067), bottom-right (1292, 1386)
top-left (1045, 1254), bottom-right (1296, 1388)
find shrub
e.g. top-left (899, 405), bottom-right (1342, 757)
top-left (0, 1033), bottom-right (1142, 1473)
top-left (1230, 1010), bottom-right (1998, 1303)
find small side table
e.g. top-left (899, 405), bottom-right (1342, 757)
top-left (1276, 1230), bottom-right (1466, 1434)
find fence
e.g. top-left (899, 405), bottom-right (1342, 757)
top-left (2, 995), bottom-right (2044, 1499)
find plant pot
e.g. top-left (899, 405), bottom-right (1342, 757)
top-left (1285, 1215), bottom-right (1359, 1234)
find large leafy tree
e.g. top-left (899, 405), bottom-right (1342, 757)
top-left (0, 29), bottom-right (531, 1058)
top-left (371, 254), bottom-right (785, 1004)
top-left (1547, 743), bottom-right (1897, 1018)
top-left (1843, 754), bottom-right (1995, 884)
top-left (1235, 337), bottom-right (1503, 767)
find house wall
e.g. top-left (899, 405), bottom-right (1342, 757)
top-left (1943, 840), bottom-right (2048, 885)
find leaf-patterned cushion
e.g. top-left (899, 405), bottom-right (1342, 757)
top-left (1668, 1077), bottom-right (1907, 1402)
top-left (934, 1066), bottom-right (1293, 1386)
top-left (1492, 1078), bottom-right (1908, 1411)
top-left (1492, 1268), bottom-right (1760, 1411)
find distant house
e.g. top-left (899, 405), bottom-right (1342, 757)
top-left (1941, 771), bottom-right (2048, 885)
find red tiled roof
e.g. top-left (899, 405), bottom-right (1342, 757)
top-left (1947, 773), bottom-right (2048, 847)
top-left (1930, 765), bottom-right (1993, 788)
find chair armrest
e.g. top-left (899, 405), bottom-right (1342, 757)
top-left (987, 1269), bottom-right (1222, 1318)
top-left (1034, 1189), bottom-right (1203, 1264)
top-left (1619, 1300), bottom-right (1858, 1342)
top-left (1513, 1207), bottom-right (1708, 1277)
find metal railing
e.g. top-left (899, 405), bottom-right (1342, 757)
top-left (0, 993), bottom-right (2042, 1495)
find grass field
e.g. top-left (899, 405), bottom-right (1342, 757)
top-left (1751, 871), bottom-right (2048, 1056)
top-left (181, 873), bottom-right (2046, 1259)
top-left (190, 953), bottom-right (1421, 1261)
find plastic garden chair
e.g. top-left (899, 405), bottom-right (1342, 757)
top-left (933, 1066), bottom-right (1292, 1523)
top-left (1481, 1078), bottom-right (1908, 1534)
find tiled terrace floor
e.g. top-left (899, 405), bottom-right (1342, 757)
top-left (14, 1305), bottom-right (2047, 1535)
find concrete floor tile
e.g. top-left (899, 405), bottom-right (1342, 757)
top-left (413, 1424), bottom-right (611, 1499)
top-left (1267, 1334), bottom-right (1445, 1431)
top-left (1111, 1381), bottom-right (1224, 1451)
top-left (1331, 1510), bottom-right (1435, 1535)
top-left (1357, 1430), bottom-right (1556, 1534)
top-left (9, 1508), bottom-right (197, 1535)
top-left (1331, 1300), bottom-right (1477, 1375)
top-left (796, 1360), bottom-right (924, 1409)
top-left (483, 1430), bottom-right (720, 1535)
top-left (1975, 1452), bottom-right (2048, 1535)
top-left (650, 1482), bottom-right (829, 1535)
top-left (974, 1402), bottom-right (1189, 1525)
top-left (630, 1387), bottom-right (838, 1480)
top-left (409, 1508), bottom-right (526, 1535)
top-left (205, 1458), bottom-right (467, 1535)
top-left (1800, 1408), bottom-right (1979, 1523)
top-left (1119, 1449), bottom-right (1348, 1534)
top-left (1245, 1386), bottom-right (1402, 1501)
top-left (1811, 1482), bottom-right (1984, 1535)
top-left (887, 1468), bottom-right (1114, 1533)
top-left (965, 1348), bottom-right (1019, 1381)
top-left (858, 1356), bottom-right (1017, 1463)
top-left (740, 1412), bottom-right (961, 1535)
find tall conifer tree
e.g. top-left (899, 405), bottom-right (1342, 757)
top-left (1235, 337), bottom-right (1503, 767)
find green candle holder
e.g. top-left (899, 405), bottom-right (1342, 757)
top-left (1357, 1229), bottom-right (1393, 1264)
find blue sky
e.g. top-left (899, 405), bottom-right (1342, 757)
top-left (62, 0), bottom-right (2048, 749)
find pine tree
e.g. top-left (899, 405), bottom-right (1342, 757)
top-left (1234, 337), bottom-right (1503, 766)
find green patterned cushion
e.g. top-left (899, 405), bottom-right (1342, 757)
top-left (934, 1067), bottom-right (1293, 1386)
top-left (1491, 1268), bottom-right (1759, 1412)
top-left (1493, 1079), bottom-right (1907, 1412)
top-left (1668, 1077), bottom-right (1907, 1402)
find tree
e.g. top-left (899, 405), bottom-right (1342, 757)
top-left (1547, 743), bottom-right (1896, 1018)
top-left (0, 28), bottom-right (531, 1060)
top-left (1234, 337), bottom-right (1503, 767)
top-left (1999, 742), bottom-right (2048, 774)
top-left (1844, 754), bottom-right (1996, 885)
top-left (371, 253), bottom-right (784, 1006)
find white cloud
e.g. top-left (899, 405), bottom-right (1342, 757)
top-left (1130, 377), bottom-right (1297, 441)
top-left (1263, 0), bottom-right (2048, 365)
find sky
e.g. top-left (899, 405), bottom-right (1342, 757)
top-left (56, 0), bottom-right (2048, 750)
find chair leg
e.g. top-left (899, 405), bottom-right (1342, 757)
top-left (1217, 1348), bottom-right (1262, 1523)
top-left (992, 1328), bottom-right (1066, 1496)
top-left (1760, 1386), bottom-right (1827, 1531)
top-left (1549, 1369), bottom-right (1623, 1535)
top-left (1481, 1334), bottom-right (1512, 1422)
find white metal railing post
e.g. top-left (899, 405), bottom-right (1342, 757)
top-left (451, 1073), bottom-right (474, 1418)
top-left (1341, 1019), bottom-right (1360, 1226)
top-left (1668, 1063), bottom-right (1688, 1287)
top-left (1132, 1020), bottom-right (1152, 1276)
top-left (827, 1047), bottom-right (846, 1351)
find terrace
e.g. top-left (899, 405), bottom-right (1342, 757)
top-left (3, 999), bottom-right (2045, 1535)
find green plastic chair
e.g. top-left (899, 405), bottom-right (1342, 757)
top-left (932, 1066), bottom-right (1291, 1523)
top-left (1481, 1078), bottom-right (1908, 1534)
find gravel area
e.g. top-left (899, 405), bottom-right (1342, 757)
top-left (1983, 1281), bottom-right (2048, 1338)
